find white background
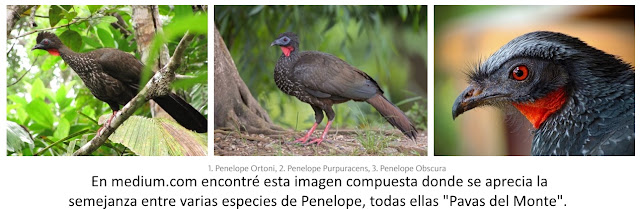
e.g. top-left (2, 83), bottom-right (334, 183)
top-left (1, 1), bottom-right (638, 209)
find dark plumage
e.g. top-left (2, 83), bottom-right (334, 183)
top-left (452, 31), bottom-right (634, 155)
top-left (33, 31), bottom-right (207, 133)
top-left (270, 32), bottom-right (417, 145)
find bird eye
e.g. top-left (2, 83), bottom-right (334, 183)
top-left (512, 65), bottom-right (529, 81)
top-left (283, 37), bottom-right (289, 42)
top-left (43, 40), bottom-right (49, 45)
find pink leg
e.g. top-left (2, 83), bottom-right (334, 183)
top-left (307, 120), bottom-right (333, 145)
top-left (97, 111), bottom-right (118, 135)
top-left (294, 122), bottom-right (318, 143)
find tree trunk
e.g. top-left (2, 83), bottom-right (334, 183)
top-left (214, 26), bottom-right (283, 134)
top-left (131, 5), bottom-right (173, 120)
top-left (6, 5), bottom-right (34, 36)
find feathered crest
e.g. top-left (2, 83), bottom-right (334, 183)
top-left (36, 31), bottom-right (59, 42)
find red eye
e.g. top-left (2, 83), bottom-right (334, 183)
top-left (512, 65), bottom-right (529, 81)
top-left (43, 40), bottom-right (49, 45)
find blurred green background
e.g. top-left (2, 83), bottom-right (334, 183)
top-left (6, 5), bottom-right (208, 156)
top-left (215, 6), bottom-right (427, 133)
top-left (434, 5), bottom-right (635, 155)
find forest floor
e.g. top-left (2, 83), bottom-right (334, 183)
top-left (214, 129), bottom-right (427, 156)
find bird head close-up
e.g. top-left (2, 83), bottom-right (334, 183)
top-left (453, 31), bottom-right (575, 128)
top-left (451, 31), bottom-right (635, 155)
top-left (32, 31), bottom-right (64, 55)
top-left (270, 32), bottom-right (299, 57)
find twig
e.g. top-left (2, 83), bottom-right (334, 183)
top-left (9, 19), bottom-right (83, 39)
top-left (77, 111), bottom-right (99, 125)
top-left (73, 31), bottom-right (196, 156)
top-left (7, 55), bottom-right (39, 87)
top-left (34, 128), bottom-right (91, 156)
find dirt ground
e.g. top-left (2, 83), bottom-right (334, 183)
top-left (214, 129), bottom-right (427, 156)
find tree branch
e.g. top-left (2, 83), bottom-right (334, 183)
top-left (9, 19), bottom-right (83, 39)
top-left (73, 31), bottom-right (196, 156)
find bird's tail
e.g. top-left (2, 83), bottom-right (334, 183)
top-left (366, 94), bottom-right (417, 140)
top-left (152, 93), bottom-right (207, 133)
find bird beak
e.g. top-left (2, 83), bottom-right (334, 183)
top-left (32, 44), bottom-right (44, 51)
top-left (452, 84), bottom-right (507, 119)
top-left (270, 41), bottom-right (276, 47)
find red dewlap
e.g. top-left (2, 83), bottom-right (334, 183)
top-left (280, 46), bottom-right (293, 57)
top-left (47, 49), bottom-right (60, 56)
top-left (512, 87), bottom-right (567, 129)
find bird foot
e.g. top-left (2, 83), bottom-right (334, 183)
top-left (305, 138), bottom-right (326, 145)
top-left (293, 136), bottom-right (312, 144)
top-left (97, 125), bottom-right (105, 135)
top-left (97, 111), bottom-right (117, 135)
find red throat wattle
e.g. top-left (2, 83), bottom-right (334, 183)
top-left (47, 49), bottom-right (60, 56)
top-left (512, 87), bottom-right (567, 129)
top-left (280, 46), bottom-right (294, 57)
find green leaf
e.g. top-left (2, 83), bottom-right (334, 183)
top-left (65, 11), bottom-right (78, 22)
top-left (8, 95), bottom-right (28, 106)
top-left (26, 100), bottom-right (55, 129)
top-left (81, 106), bottom-right (97, 121)
top-left (109, 116), bottom-right (207, 156)
top-left (398, 5), bottom-right (408, 21)
top-left (30, 78), bottom-right (46, 100)
top-left (163, 14), bottom-right (208, 39)
top-left (53, 118), bottom-right (71, 139)
top-left (82, 35), bottom-right (102, 49)
top-left (248, 6), bottom-right (264, 16)
top-left (56, 84), bottom-right (71, 109)
top-left (40, 55), bottom-right (61, 71)
top-left (101, 16), bottom-right (118, 24)
top-left (59, 30), bottom-right (83, 52)
top-left (49, 6), bottom-right (63, 26)
top-left (174, 5), bottom-right (193, 19)
top-left (66, 139), bottom-right (78, 155)
top-left (87, 5), bottom-right (102, 14)
top-left (60, 5), bottom-right (73, 11)
top-left (97, 28), bottom-right (115, 48)
top-left (158, 5), bottom-right (171, 16)
top-left (7, 121), bottom-right (34, 154)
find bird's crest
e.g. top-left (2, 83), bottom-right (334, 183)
top-left (36, 31), bottom-right (60, 43)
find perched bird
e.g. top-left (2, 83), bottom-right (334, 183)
top-left (270, 32), bottom-right (417, 145)
top-left (32, 31), bottom-right (207, 133)
top-left (452, 31), bottom-right (634, 155)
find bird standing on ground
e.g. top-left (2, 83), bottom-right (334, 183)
top-left (32, 31), bottom-right (207, 133)
top-left (270, 32), bottom-right (417, 145)
top-left (452, 31), bottom-right (634, 155)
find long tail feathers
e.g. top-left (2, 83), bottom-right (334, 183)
top-left (366, 94), bottom-right (418, 140)
top-left (152, 93), bottom-right (207, 133)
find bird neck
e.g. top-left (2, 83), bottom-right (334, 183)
top-left (52, 45), bottom-right (76, 58)
top-left (277, 48), bottom-right (300, 69)
top-left (56, 46), bottom-right (92, 74)
top-left (512, 87), bottom-right (567, 129)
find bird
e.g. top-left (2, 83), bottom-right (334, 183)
top-left (270, 32), bottom-right (417, 145)
top-left (452, 31), bottom-right (634, 155)
top-left (32, 31), bottom-right (207, 133)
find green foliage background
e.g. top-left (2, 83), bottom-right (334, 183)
top-left (6, 5), bottom-right (208, 156)
top-left (215, 5), bottom-right (427, 132)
